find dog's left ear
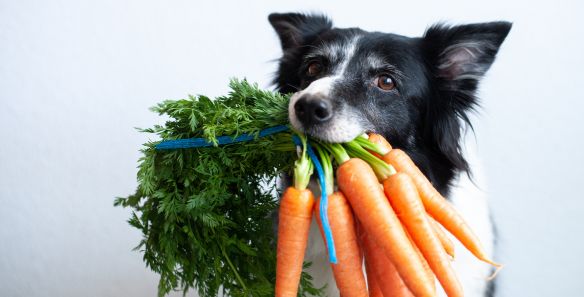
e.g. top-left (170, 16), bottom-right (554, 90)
top-left (268, 12), bottom-right (332, 50)
top-left (268, 13), bottom-right (333, 92)
top-left (421, 22), bottom-right (512, 172)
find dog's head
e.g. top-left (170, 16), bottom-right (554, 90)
top-left (269, 13), bottom-right (511, 177)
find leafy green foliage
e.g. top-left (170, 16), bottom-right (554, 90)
top-left (115, 79), bottom-right (323, 297)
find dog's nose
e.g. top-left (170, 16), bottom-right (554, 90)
top-left (294, 96), bottom-right (332, 125)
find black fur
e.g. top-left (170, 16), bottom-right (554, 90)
top-left (269, 13), bottom-right (511, 196)
top-left (268, 13), bottom-right (333, 93)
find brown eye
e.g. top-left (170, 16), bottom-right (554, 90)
top-left (307, 62), bottom-right (322, 76)
top-left (376, 75), bottom-right (395, 90)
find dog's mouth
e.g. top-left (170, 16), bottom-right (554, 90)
top-left (288, 108), bottom-right (371, 143)
top-left (297, 124), bottom-right (367, 143)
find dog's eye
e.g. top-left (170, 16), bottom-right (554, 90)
top-left (376, 75), bottom-right (395, 91)
top-left (307, 62), bottom-right (322, 77)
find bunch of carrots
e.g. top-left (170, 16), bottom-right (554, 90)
top-left (275, 133), bottom-right (501, 297)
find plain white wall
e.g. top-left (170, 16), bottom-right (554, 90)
top-left (1, 0), bottom-right (583, 296)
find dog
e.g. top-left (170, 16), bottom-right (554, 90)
top-left (269, 12), bottom-right (511, 297)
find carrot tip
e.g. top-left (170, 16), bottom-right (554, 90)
top-left (485, 263), bottom-right (504, 281)
top-left (484, 258), bottom-right (503, 268)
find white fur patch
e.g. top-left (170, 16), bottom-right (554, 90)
top-left (316, 108), bottom-right (369, 143)
top-left (334, 37), bottom-right (360, 76)
top-left (439, 142), bottom-right (495, 297)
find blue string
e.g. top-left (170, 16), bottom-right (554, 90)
top-left (155, 125), bottom-right (289, 150)
top-left (292, 136), bottom-right (337, 264)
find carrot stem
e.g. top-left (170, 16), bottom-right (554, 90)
top-left (220, 244), bottom-right (248, 293)
top-left (343, 141), bottom-right (396, 180)
top-left (354, 135), bottom-right (389, 156)
top-left (293, 133), bottom-right (313, 190)
top-left (314, 143), bottom-right (334, 196)
top-left (326, 143), bottom-right (350, 165)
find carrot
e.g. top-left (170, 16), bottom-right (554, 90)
top-left (405, 231), bottom-right (436, 294)
top-left (367, 133), bottom-right (392, 154)
top-left (384, 149), bottom-right (498, 266)
top-left (361, 227), bottom-right (414, 297)
top-left (315, 192), bottom-right (368, 297)
top-left (276, 135), bottom-right (315, 297)
top-left (337, 158), bottom-right (435, 297)
top-left (384, 173), bottom-right (463, 297)
top-left (357, 134), bottom-right (436, 289)
top-left (354, 134), bottom-right (391, 159)
top-left (428, 215), bottom-right (455, 259)
top-left (275, 187), bottom-right (315, 297)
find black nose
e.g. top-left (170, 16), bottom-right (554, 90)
top-left (294, 96), bottom-right (332, 125)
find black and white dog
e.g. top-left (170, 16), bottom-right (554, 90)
top-left (269, 12), bottom-right (511, 297)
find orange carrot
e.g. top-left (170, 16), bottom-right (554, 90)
top-left (275, 187), bottom-right (315, 297)
top-left (361, 229), bottom-right (413, 297)
top-left (315, 192), bottom-right (368, 297)
top-left (384, 173), bottom-right (463, 297)
top-left (363, 134), bottom-right (437, 287)
top-left (337, 158), bottom-right (435, 297)
top-left (428, 215), bottom-right (455, 259)
top-left (405, 231), bottom-right (436, 294)
top-left (385, 149), bottom-right (498, 266)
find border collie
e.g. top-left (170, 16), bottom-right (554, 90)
top-left (269, 12), bottom-right (511, 297)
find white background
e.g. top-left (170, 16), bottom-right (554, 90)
top-left (1, 1), bottom-right (583, 296)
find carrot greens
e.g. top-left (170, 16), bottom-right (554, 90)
top-left (114, 79), bottom-right (323, 297)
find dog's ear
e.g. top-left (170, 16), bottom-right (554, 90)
top-left (424, 22), bottom-right (512, 83)
top-left (421, 22), bottom-right (512, 173)
top-left (268, 12), bottom-right (332, 50)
